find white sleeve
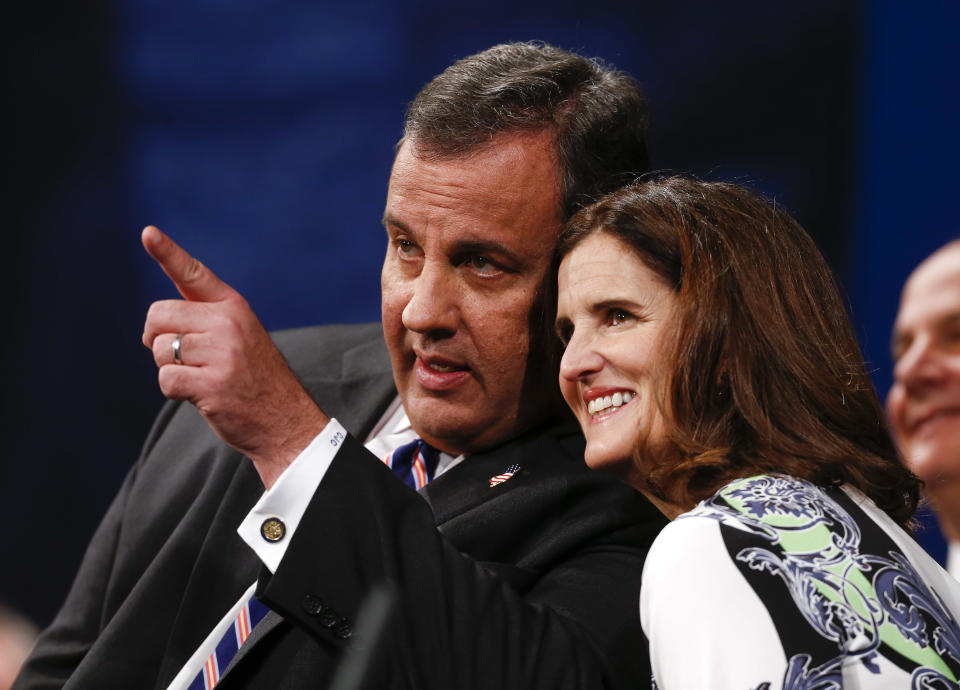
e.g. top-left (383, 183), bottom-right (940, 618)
top-left (949, 542), bottom-right (960, 582)
top-left (237, 418), bottom-right (348, 573)
top-left (640, 516), bottom-right (789, 690)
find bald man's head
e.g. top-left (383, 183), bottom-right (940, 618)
top-left (887, 240), bottom-right (960, 485)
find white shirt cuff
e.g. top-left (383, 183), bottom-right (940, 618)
top-left (237, 418), bottom-right (348, 573)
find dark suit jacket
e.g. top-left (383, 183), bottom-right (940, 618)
top-left (15, 324), bottom-right (666, 690)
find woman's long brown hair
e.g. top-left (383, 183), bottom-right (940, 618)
top-left (556, 177), bottom-right (919, 528)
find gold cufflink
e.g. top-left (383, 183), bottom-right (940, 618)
top-left (260, 517), bottom-right (286, 542)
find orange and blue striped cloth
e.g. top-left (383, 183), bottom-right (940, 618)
top-left (187, 595), bottom-right (270, 689)
top-left (382, 438), bottom-right (440, 490)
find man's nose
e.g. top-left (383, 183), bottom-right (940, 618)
top-left (559, 329), bottom-right (604, 382)
top-left (401, 263), bottom-right (460, 335)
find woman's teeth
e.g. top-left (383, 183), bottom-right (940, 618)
top-left (587, 391), bottom-right (633, 415)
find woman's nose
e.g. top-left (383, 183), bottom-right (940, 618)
top-left (559, 329), bottom-right (605, 382)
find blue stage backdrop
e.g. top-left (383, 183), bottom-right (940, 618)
top-left (4, 0), bottom-right (957, 626)
top-left (851, 1), bottom-right (960, 561)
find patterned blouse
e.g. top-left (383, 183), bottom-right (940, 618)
top-left (640, 474), bottom-right (960, 689)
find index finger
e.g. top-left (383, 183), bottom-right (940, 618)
top-left (141, 226), bottom-right (234, 303)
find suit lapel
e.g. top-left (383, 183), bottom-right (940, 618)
top-left (424, 437), bottom-right (532, 524)
top-left (299, 335), bottom-right (397, 439)
top-left (154, 461), bottom-right (265, 688)
top-left (423, 420), bottom-right (578, 524)
top-left (218, 608), bottom-right (285, 682)
top-left (421, 419), bottom-right (593, 586)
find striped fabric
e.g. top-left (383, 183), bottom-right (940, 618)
top-left (187, 595), bottom-right (270, 689)
top-left (382, 438), bottom-right (440, 490)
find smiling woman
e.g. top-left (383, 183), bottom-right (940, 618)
top-left (555, 232), bottom-right (677, 492)
top-left (552, 177), bottom-right (960, 688)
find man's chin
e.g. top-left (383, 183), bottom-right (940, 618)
top-left (405, 402), bottom-right (515, 456)
top-left (906, 439), bottom-right (960, 485)
top-left (923, 472), bottom-right (960, 493)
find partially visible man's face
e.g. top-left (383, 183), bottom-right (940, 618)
top-left (380, 133), bottom-right (562, 455)
top-left (887, 241), bottom-right (960, 484)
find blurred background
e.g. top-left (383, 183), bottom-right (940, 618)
top-left (4, 0), bottom-right (957, 631)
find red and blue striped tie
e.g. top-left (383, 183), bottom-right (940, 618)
top-left (187, 595), bottom-right (270, 689)
top-left (382, 438), bottom-right (440, 490)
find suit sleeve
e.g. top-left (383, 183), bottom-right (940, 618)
top-left (258, 433), bottom-right (658, 690)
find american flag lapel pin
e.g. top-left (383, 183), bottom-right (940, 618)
top-left (489, 464), bottom-right (521, 487)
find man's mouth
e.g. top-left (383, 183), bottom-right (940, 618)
top-left (585, 390), bottom-right (635, 418)
top-left (415, 350), bottom-right (469, 372)
top-left (911, 406), bottom-right (960, 436)
top-left (413, 353), bottom-right (471, 391)
top-left (425, 361), bottom-right (461, 373)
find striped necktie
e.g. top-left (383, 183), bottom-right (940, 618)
top-left (383, 438), bottom-right (440, 490)
top-left (186, 595), bottom-right (270, 689)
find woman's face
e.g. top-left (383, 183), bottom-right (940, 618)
top-left (556, 232), bottom-right (678, 483)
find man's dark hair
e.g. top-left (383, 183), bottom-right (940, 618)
top-left (403, 41), bottom-right (651, 219)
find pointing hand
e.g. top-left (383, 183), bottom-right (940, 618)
top-left (141, 225), bottom-right (329, 489)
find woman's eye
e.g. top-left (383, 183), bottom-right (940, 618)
top-left (609, 309), bottom-right (632, 326)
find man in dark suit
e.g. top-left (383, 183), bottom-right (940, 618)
top-left (16, 42), bottom-right (664, 689)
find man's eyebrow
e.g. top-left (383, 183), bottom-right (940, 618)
top-left (382, 213), bottom-right (409, 232)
